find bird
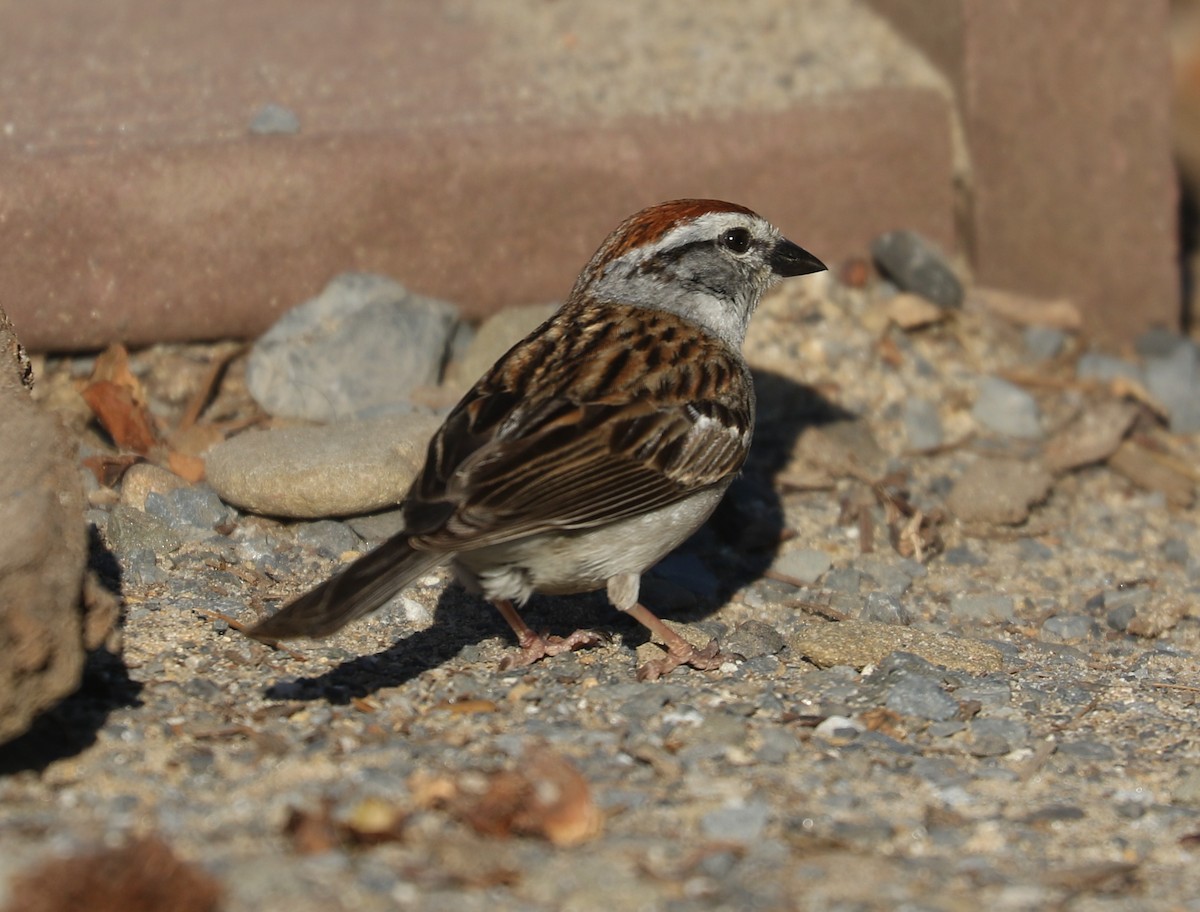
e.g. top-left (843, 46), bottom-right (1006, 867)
top-left (250, 199), bottom-right (826, 679)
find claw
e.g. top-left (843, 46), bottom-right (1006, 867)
top-left (636, 637), bottom-right (730, 681)
top-left (498, 628), bottom-right (607, 670)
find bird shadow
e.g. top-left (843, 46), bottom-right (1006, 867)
top-left (263, 368), bottom-right (852, 703)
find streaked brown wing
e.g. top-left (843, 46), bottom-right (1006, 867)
top-left (402, 302), bottom-right (753, 552)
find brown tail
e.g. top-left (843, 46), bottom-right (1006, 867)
top-left (249, 536), bottom-right (444, 640)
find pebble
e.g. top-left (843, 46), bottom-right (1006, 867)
top-left (118, 463), bottom-right (189, 510)
top-left (249, 102), bottom-right (301, 134)
top-left (949, 593), bottom-right (1016, 623)
top-left (245, 273), bottom-right (461, 422)
top-left (824, 567), bottom-right (863, 594)
top-left (294, 520), bottom-right (363, 558)
top-left (870, 230), bottom-right (964, 309)
top-left (968, 718), bottom-right (1030, 756)
top-left (946, 458), bottom-right (1052, 525)
top-left (1023, 325), bottom-right (1066, 361)
top-left (859, 591), bottom-right (912, 625)
top-left (1076, 351), bottom-right (1142, 384)
top-left (852, 554), bottom-right (920, 596)
top-left (345, 508), bottom-right (407, 544)
top-left (970, 375), bottom-right (1042, 439)
top-left (1135, 326), bottom-right (1187, 359)
top-left (206, 413), bottom-right (442, 518)
top-left (1143, 337), bottom-right (1200, 433)
top-left (884, 673), bottom-right (958, 721)
top-left (1161, 537), bottom-right (1190, 565)
top-left (771, 548), bottom-right (831, 585)
top-left (722, 620), bottom-right (785, 658)
top-left (901, 397), bottom-right (943, 450)
top-left (105, 504), bottom-right (184, 556)
top-left (1041, 614), bottom-right (1098, 643)
top-left (143, 485), bottom-right (236, 539)
top-left (120, 546), bottom-right (167, 586)
top-left (700, 799), bottom-right (772, 844)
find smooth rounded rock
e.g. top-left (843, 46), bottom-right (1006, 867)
top-left (245, 273), bottom-right (461, 422)
top-left (206, 413), bottom-right (442, 518)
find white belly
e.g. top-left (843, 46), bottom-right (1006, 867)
top-left (451, 485), bottom-right (728, 605)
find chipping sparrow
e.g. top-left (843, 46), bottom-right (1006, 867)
top-left (251, 199), bottom-right (826, 679)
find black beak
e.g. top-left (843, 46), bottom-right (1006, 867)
top-left (770, 238), bottom-right (827, 277)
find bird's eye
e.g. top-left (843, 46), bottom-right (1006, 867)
top-left (720, 227), bottom-right (752, 254)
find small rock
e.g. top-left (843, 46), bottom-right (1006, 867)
top-left (206, 413), bottom-right (442, 518)
top-left (346, 508), bottom-right (407, 543)
top-left (971, 376), bottom-right (1042, 439)
top-left (1105, 603), bottom-right (1137, 632)
top-left (968, 718), bottom-right (1030, 756)
top-left (120, 547), bottom-right (167, 586)
top-left (825, 567), bottom-right (863, 594)
top-left (772, 548), bottom-right (831, 585)
top-left (1041, 615), bottom-right (1098, 643)
top-left (885, 673), bottom-right (958, 721)
top-left (787, 620), bottom-right (1004, 674)
top-left (249, 102), bottom-right (300, 134)
top-left (902, 397), bottom-right (943, 451)
top-left (144, 485), bottom-right (236, 538)
top-left (1143, 338), bottom-right (1200, 433)
top-left (969, 288), bottom-right (1082, 330)
top-left (1076, 351), bottom-right (1142, 384)
top-left (1136, 326), bottom-right (1187, 359)
top-left (1024, 326), bottom-right (1066, 361)
top-left (294, 520), bottom-right (363, 558)
top-left (949, 593), bottom-right (1016, 623)
top-left (722, 620), bottom-right (785, 658)
top-left (119, 463), bottom-right (189, 510)
top-left (942, 545), bottom-right (988, 567)
top-left (859, 591), bottom-right (912, 626)
top-left (1170, 768), bottom-right (1200, 806)
top-left (1162, 538), bottom-right (1190, 565)
top-left (870, 230), bottom-right (963, 309)
top-left (946, 458), bottom-right (1053, 525)
top-left (813, 715), bottom-right (864, 740)
top-left (700, 800), bottom-right (771, 843)
top-left (245, 273), bottom-right (461, 422)
top-left (791, 419), bottom-right (888, 483)
top-left (1017, 538), bottom-right (1054, 561)
top-left (105, 505), bottom-right (184, 556)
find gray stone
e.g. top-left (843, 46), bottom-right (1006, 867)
top-left (954, 676), bottom-right (1013, 709)
top-left (119, 546), bottom-right (167, 587)
top-left (949, 593), bottom-right (1016, 623)
top-left (772, 548), bottom-right (831, 584)
top-left (1040, 614), bottom-right (1098, 643)
top-left (700, 800), bottom-right (772, 843)
top-left (825, 567), bottom-right (863, 594)
top-left (870, 229), bottom-right (963, 309)
top-left (1017, 537), bottom-right (1054, 561)
top-left (106, 504), bottom-right (184, 556)
top-left (1143, 338), bottom-right (1200, 432)
top-left (245, 273), bottom-right (461, 422)
top-left (206, 413), bottom-right (442, 518)
top-left (1057, 739), bottom-right (1117, 761)
top-left (1135, 326), bottom-right (1187, 359)
top-left (1106, 603), bottom-right (1137, 632)
top-left (144, 485), bottom-right (235, 538)
top-left (345, 508), bottom-right (407, 543)
top-left (947, 458), bottom-right (1053, 525)
top-left (942, 545), bottom-right (988, 567)
top-left (722, 620), bottom-right (785, 658)
top-left (1162, 537), bottom-right (1190, 565)
top-left (971, 375), bottom-right (1042, 439)
top-left (968, 718), bottom-right (1030, 757)
top-left (1023, 325), bottom-right (1066, 361)
top-left (884, 673), bottom-right (958, 721)
top-left (294, 520), bottom-right (363, 558)
top-left (859, 591), bottom-right (912, 625)
top-left (902, 397), bottom-right (943, 450)
top-left (249, 102), bottom-right (301, 134)
top-left (1076, 351), bottom-right (1143, 384)
top-left (853, 554), bottom-right (919, 596)
top-left (788, 621), bottom-right (1004, 674)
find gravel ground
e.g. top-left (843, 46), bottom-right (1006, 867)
top-left (2, 264), bottom-right (1200, 912)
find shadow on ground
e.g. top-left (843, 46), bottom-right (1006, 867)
top-left (263, 368), bottom-right (851, 703)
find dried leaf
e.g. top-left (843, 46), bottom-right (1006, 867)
top-left (1043, 399), bottom-right (1139, 473)
top-left (886, 292), bottom-right (946, 330)
top-left (970, 287), bottom-right (1082, 331)
top-left (81, 453), bottom-right (143, 486)
top-left (453, 748), bottom-right (602, 846)
top-left (82, 380), bottom-right (159, 453)
top-left (1109, 440), bottom-right (1195, 507)
top-left (284, 800), bottom-right (341, 855)
top-left (3, 835), bottom-right (221, 912)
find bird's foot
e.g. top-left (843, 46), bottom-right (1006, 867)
top-left (636, 637), bottom-right (730, 682)
top-left (499, 628), bottom-right (608, 670)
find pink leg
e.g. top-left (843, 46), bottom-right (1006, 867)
top-left (492, 599), bottom-right (606, 670)
top-left (623, 602), bottom-right (727, 681)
